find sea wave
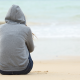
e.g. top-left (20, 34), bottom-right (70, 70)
top-left (71, 15), bottom-right (80, 19)
top-left (56, 6), bottom-right (80, 9)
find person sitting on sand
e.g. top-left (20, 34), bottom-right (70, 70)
top-left (0, 5), bottom-right (34, 75)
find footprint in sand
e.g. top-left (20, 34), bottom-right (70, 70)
top-left (34, 71), bottom-right (48, 74)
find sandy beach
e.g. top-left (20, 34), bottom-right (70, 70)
top-left (0, 0), bottom-right (80, 79)
top-left (0, 25), bottom-right (80, 79)
top-left (0, 57), bottom-right (80, 80)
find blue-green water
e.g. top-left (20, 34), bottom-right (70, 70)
top-left (0, 0), bottom-right (80, 38)
top-left (0, 0), bottom-right (80, 22)
top-left (0, 0), bottom-right (80, 59)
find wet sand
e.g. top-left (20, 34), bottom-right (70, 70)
top-left (0, 22), bottom-right (5, 25)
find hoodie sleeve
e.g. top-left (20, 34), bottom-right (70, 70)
top-left (26, 27), bottom-right (34, 53)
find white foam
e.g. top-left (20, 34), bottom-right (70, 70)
top-left (30, 23), bottom-right (80, 38)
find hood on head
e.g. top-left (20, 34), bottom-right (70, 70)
top-left (5, 5), bottom-right (26, 25)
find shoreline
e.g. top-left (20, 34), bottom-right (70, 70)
top-left (31, 38), bottom-right (80, 60)
top-left (0, 22), bottom-right (5, 25)
top-left (33, 55), bottom-right (80, 61)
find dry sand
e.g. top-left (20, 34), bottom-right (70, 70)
top-left (0, 56), bottom-right (80, 80)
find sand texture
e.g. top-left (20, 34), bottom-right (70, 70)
top-left (0, 57), bottom-right (80, 80)
top-left (0, 22), bottom-right (5, 25)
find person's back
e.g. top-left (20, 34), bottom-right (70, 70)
top-left (0, 5), bottom-right (34, 74)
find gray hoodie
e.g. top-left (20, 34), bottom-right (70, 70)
top-left (0, 5), bottom-right (34, 71)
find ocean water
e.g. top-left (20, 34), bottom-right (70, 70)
top-left (0, 0), bottom-right (80, 59)
top-left (0, 0), bottom-right (80, 38)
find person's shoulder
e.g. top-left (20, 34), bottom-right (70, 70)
top-left (20, 24), bottom-right (31, 32)
top-left (26, 26), bottom-right (32, 32)
top-left (23, 25), bottom-right (31, 30)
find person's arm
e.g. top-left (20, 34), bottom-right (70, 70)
top-left (26, 28), bottom-right (34, 53)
